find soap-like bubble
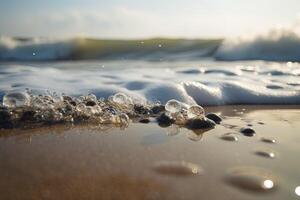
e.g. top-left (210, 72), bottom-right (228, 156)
top-left (3, 92), bottom-right (30, 107)
top-left (112, 93), bottom-right (132, 105)
top-left (87, 94), bottom-right (97, 102)
top-left (76, 103), bottom-right (86, 112)
top-left (165, 99), bottom-right (182, 113)
top-left (187, 105), bottom-right (205, 119)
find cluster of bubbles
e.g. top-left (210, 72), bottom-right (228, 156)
top-left (0, 91), bottom-right (138, 129)
top-left (0, 90), bottom-right (213, 129)
top-left (164, 99), bottom-right (205, 125)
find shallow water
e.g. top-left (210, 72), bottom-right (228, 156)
top-left (0, 107), bottom-right (299, 200)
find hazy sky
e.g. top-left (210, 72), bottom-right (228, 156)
top-left (0, 0), bottom-right (299, 38)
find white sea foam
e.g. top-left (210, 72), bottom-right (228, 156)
top-left (1, 61), bottom-right (299, 106)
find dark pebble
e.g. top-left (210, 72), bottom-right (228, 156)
top-left (21, 110), bottom-right (36, 121)
top-left (157, 113), bottom-right (174, 127)
top-left (85, 101), bottom-right (96, 107)
top-left (151, 105), bottom-right (165, 115)
top-left (139, 118), bottom-right (150, 123)
top-left (0, 109), bottom-right (13, 129)
top-left (205, 113), bottom-right (222, 124)
top-left (186, 118), bottom-right (216, 130)
top-left (134, 105), bottom-right (151, 115)
top-left (63, 95), bottom-right (73, 102)
top-left (240, 127), bottom-right (256, 137)
top-left (69, 101), bottom-right (77, 106)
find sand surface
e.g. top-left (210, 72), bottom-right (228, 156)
top-left (0, 106), bottom-right (300, 200)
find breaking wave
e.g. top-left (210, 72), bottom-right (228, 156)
top-left (1, 27), bottom-right (300, 62)
top-left (215, 28), bottom-right (300, 62)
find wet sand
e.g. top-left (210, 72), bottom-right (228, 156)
top-left (0, 106), bottom-right (300, 200)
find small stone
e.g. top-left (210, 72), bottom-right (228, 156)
top-left (134, 105), bottom-right (151, 115)
top-left (139, 118), bottom-right (150, 123)
top-left (0, 109), bottom-right (12, 128)
top-left (261, 137), bottom-right (276, 144)
top-left (21, 110), bottom-right (36, 121)
top-left (69, 101), bottom-right (77, 106)
top-left (206, 113), bottom-right (222, 124)
top-left (220, 133), bottom-right (238, 142)
top-left (240, 127), bottom-right (256, 137)
top-left (85, 101), bottom-right (96, 107)
top-left (157, 113), bottom-right (175, 127)
top-left (151, 105), bottom-right (165, 114)
top-left (186, 118), bottom-right (216, 130)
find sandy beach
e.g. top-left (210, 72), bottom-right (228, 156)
top-left (0, 106), bottom-right (299, 200)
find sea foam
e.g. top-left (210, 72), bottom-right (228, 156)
top-left (0, 61), bottom-right (299, 106)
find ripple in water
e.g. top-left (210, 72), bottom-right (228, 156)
top-left (153, 161), bottom-right (202, 176)
top-left (225, 166), bottom-right (277, 192)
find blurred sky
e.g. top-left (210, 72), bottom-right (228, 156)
top-left (0, 0), bottom-right (299, 38)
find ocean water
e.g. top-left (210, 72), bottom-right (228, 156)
top-left (0, 59), bottom-right (300, 106)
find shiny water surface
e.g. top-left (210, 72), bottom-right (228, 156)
top-left (0, 106), bottom-right (300, 200)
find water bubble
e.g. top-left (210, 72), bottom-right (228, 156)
top-left (153, 161), bottom-right (202, 176)
top-left (112, 93), bottom-right (132, 105)
top-left (173, 112), bottom-right (186, 125)
top-left (3, 92), bottom-right (30, 107)
top-left (225, 166), bottom-right (277, 192)
top-left (165, 99), bottom-right (182, 113)
top-left (187, 105), bottom-right (205, 119)
top-left (87, 94), bottom-right (97, 102)
top-left (76, 103), bottom-right (86, 112)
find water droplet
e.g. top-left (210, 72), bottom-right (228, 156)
top-left (295, 186), bottom-right (300, 196)
top-left (255, 150), bottom-right (276, 158)
top-left (76, 103), bottom-right (86, 112)
top-left (220, 133), bottom-right (238, 142)
top-left (261, 137), bottom-right (276, 144)
top-left (165, 99), bottom-right (182, 113)
top-left (153, 161), bottom-right (202, 176)
top-left (158, 44), bottom-right (162, 48)
top-left (187, 105), bottom-right (205, 119)
top-left (3, 92), bottom-right (30, 107)
top-left (225, 166), bottom-right (277, 192)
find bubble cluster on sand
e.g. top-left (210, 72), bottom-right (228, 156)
top-left (0, 92), bottom-right (217, 130)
